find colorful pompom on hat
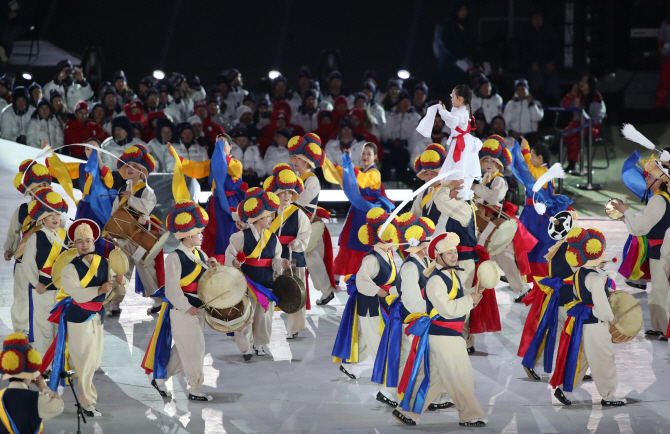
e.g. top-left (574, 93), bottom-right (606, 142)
top-left (500, 147), bottom-right (512, 169)
top-left (402, 217), bottom-right (436, 253)
top-left (288, 133), bottom-right (325, 169)
top-left (0, 333), bottom-right (42, 380)
top-left (565, 227), bottom-right (606, 268)
top-left (414, 144), bottom-right (446, 180)
top-left (28, 190), bottom-right (68, 222)
top-left (166, 200), bottom-right (210, 239)
top-left (117, 144), bottom-right (156, 179)
top-left (68, 218), bottom-right (101, 242)
top-left (357, 207), bottom-right (400, 247)
top-left (237, 188), bottom-right (280, 223)
top-left (480, 135), bottom-right (506, 171)
top-left (263, 164), bottom-right (304, 202)
top-left (14, 162), bottom-right (52, 196)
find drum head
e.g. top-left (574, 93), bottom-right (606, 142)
top-left (487, 219), bottom-right (518, 256)
top-left (108, 249), bottom-right (129, 276)
top-left (51, 249), bottom-right (79, 289)
top-left (273, 271), bottom-right (306, 314)
top-left (477, 260), bottom-right (501, 289)
top-left (198, 265), bottom-right (247, 309)
top-left (609, 290), bottom-right (642, 341)
top-left (306, 221), bottom-right (325, 253)
top-left (143, 231), bottom-right (170, 265)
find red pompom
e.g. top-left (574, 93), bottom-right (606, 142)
top-left (236, 251), bottom-right (247, 264)
top-left (612, 257), bottom-right (617, 263)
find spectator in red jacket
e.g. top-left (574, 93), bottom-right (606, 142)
top-left (312, 110), bottom-right (336, 145)
top-left (349, 108), bottom-right (381, 156)
top-left (194, 100), bottom-right (225, 144)
top-left (143, 110), bottom-right (167, 143)
top-left (63, 101), bottom-right (108, 158)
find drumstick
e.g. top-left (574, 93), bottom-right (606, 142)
top-left (614, 302), bottom-right (641, 322)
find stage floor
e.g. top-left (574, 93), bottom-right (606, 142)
top-left (1, 146), bottom-right (670, 433)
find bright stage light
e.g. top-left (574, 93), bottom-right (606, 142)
top-left (153, 70), bottom-right (165, 80)
top-left (22, 72), bottom-right (32, 80)
top-left (397, 69), bottom-right (410, 80)
top-left (268, 70), bottom-right (281, 79)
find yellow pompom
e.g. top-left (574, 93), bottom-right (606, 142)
top-left (566, 227), bottom-right (583, 239)
top-left (174, 212), bottom-right (194, 225)
top-left (14, 172), bottom-right (23, 189)
top-left (244, 198), bottom-right (261, 213)
top-left (277, 169), bottom-right (297, 184)
top-left (565, 250), bottom-right (580, 267)
top-left (366, 207), bottom-right (386, 221)
top-left (358, 224), bottom-right (372, 245)
top-left (419, 217), bottom-right (435, 231)
top-left (396, 212), bottom-right (415, 224)
top-left (26, 348), bottom-right (42, 366)
top-left (44, 191), bottom-right (62, 206)
top-left (262, 176), bottom-right (274, 191)
top-left (267, 192), bottom-right (280, 206)
top-left (482, 139), bottom-right (500, 152)
top-left (404, 225), bottom-right (426, 243)
top-left (380, 224), bottom-right (400, 244)
top-left (307, 142), bottom-right (323, 156)
top-left (585, 238), bottom-right (603, 255)
top-left (31, 164), bottom-right (49, 176)
top-left (146, 153), bottom-right (156, 166)
top-left (5, 333), bottom-right (27, 342)
top-left (297, 177), bottom-right (304, 189)
top-left (27, 200), bottom-right (39, 213)
top-left (126, 146), bottom-right (140, 154)
top-left (175, 199), bottom-right (193, 206)
top-left (1, 351), bottom-right (20, 372)
top-left (288, 136), bottom-right (301, 148)
top-left (420, 150), bottom-right (441, 163)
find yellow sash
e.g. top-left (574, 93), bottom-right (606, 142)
top-left (43, 229), bottom-right (67, 270)
top-left (180, 249), bottom-right (202, 286)
top-left (21, 216), bottom-right (33, 234)
top-left (247, 229), bottom-right (274, 259)
top-left (82, 173), bottom-right (93, 198)
top-left (80, 255), bottom-right (102, 287)
top-left (300, 172), bottom-right (316, 182)
top-left (0, 388), bottom-right (43, 434)
top-left (119, 182), bottom-right (146, 205)
top-left (421, 186), bottom-right (441, 208)
top-left (447, 270), bottom-right (458, 300)
top-left (270, 205), bottom-right (298, 234)
top-left (384, 251), bottom-right (396, 285)
top-left (653, 190), bottom-right (670, 202)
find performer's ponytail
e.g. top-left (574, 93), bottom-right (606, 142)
top-left (454, 84), bottom-right (476, 129)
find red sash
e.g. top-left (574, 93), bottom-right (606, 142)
top-left (40, 267), bottom-right (53, 276)
top-left (452, 123), bottom-right (472, 162)
top-left (648, 239), bottom-right (664, 247)
top-left (245, 258), bottom-right (272, 267)
top-left (181, 282), bottom-right (198, 293)
top-left (430, 320), bottom-right (465, 333)
top-left (278, 236), bottom-right (296, 245)
top-left (73, 301), bottom-right (103, 311)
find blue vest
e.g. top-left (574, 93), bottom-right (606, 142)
top-left (426, 269), bottom-right (465, 337)
top-left (549, 242), bottom-right (575, 306)
top-left (647, 193), bottom-right (670, 260)
top-left (444, 200), bottom-right (478, 262)
top-left (34, 231), bottom-right (66, 288)
top-left (276, 209), bottom-right (306, 267)
top-left (0, 388), bottom-right (41, 434)
top-left (18, 203), bottom-right (29, 234)
top-left (240, 228), bottom-right (278, 289)
top-left (357, 249), bottom-right (395, 317)
top-left (63, 256), bottom-right (108, 323)
top-left (421, 190), bottom-right (442, 224)
top-left (395, 255), bottom-right (427, 321)
top-left (574, 268), bottom-right (608, 324)
top-left (172, 248), bottom-right (207, 308)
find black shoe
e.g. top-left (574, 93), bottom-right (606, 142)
top-left (554, 388), bottom-right (572, 405)
top-left (645, 330), bottom-right (663, 336)
top-left (601, 399), bottom-right (626, 406)
top-left (316, 292), bottom-right (335, 306)
top-left (660, 335), bottom-right (668, 341)
top-left (500, 275), bottom-right (508, 283)
top-left (514, 291), bottom-right (529, 303)
top-left (524, 366), bottom-right (541, 381)
top-left (625, 280), bottom-right (646, 290)
top-left (151, 379), bottom-right (170, 397)
top-left (339, 364), bottom-right (358, 379)
top-left (41, 369), bottom-right (51, 381)
top-left (583, 374), bottom-right (593, 381)
top-left (428, 401), bottom-right (454, 411)
top-left (392, 409), bottom-right (416, 426)
top-left (109, 308), bottom-right (122, 316)
top-left (565, 161), bottom-right (576, 173)
top-left (188, 393), bottom-right (212, 401)
top-left (467, 346), bottom-right (475, 355)
top-left (148, 305), bottom-right (161, 314)
top-left (376, 391), bottom-right (398, 408)
top-left (459, 420), bottom-right (487, 427)
top-left (243, 353), bottom-right (253, 361)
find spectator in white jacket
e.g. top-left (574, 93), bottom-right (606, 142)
top-left (147, 117), bottom-right (176, 172)
top-left (101, 116), bottom-right (145, 171)
top-left (381, 90), bottom-right (420, 185)
top-left (28, 82), bottom-right (42, 108)
top-left (288, 66), bottom-right (313, 115)
top-left (263, 127), bottom-right (293, 175)
top-left (233, 105), bottom-right (264, 144)
top-left (471, 73), bottom-right (503, 123)
top-left (222, 68), bottom-right (248, 120)
top-left (292, 89), bottom-right (320, 133)
top-left (158, 85), bottom-right (188, 125)
top-left (324, 117), bottom-right (366, 167)
top-left (174, 122), bottom-right (209, 162)
top-left (42, 59), bottom-right (94, 113)
top-left (0, 73), bottom-right (12, 112)
top-left (360, 81), bottom-right (386, 130)
top-left (112, 70), bottom-right (137, 105)
top-left (503, 78), bottom-right (544, 143)
top-left (322, 71), bottom-right (354, 107)
top-left (412, 81), bottom-right (430, 117)
top-left (26, 98), bottom-right (63, 149)
top-left (230, 124), bottom-right (266, 188)
top-left (0, 86), bottom-right (35, 144)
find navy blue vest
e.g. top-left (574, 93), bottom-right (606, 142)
top-left (426, 269), bottom-right (465, 337)
top-left (444, 200), bottom-right (478, 262)
top-left (357, 249), bottom-right (395, 317)
top-left (240, 228), bottom-right (278, 289)
top-left (395, 255), bottom-right (428, 321)
top-left (34, 231), bottom-right (66, 288)
top-left (172, 248), bottom-right (207, 308)
top-left (646, 193), bottom-right (670, 260)
top-left (420, 189), bottom-right (441, 224)
top-left (63, 255), bottom-right (108, 323)
top-left (574, 268), bottom-right (608, 324)
top-left (0, 388), bottom-right (41, 434)
top-left (18, 203), bottom-right (29, 234)
top-left (549, 242), bottom-right (576, 306)
top-left (276, 208), bottom-right (306, 267)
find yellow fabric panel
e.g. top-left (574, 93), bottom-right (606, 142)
top-left (356, 167), bottom-right (381, 189)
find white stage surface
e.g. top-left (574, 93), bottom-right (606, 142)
top-left (1, 142), bottom-right (669, 433)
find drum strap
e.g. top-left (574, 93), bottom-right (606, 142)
top-left (180, 249), bottom-right (207, 286)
